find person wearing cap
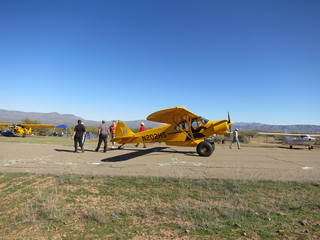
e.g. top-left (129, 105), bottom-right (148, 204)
top-left (95, 120), bottom-right (109, 152)
top-left (72, 119), bottom-right (86, 153)
top-left (135, 122), bottom-right (147, 148)
top-left (229, 128), bottom-right (241, 149)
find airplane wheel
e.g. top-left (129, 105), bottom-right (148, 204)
top-left (197, 141), bottom-right (214, 157)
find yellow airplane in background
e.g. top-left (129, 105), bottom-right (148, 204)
top-left (0, 123), bottom-right (54, 137)
top-left (112, 107), bottom-right (234, 157)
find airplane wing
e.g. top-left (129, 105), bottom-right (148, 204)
top-left (309, 134), bottom-right (320, 137)
top-left (21, 124), bottom-right (55, 128)
top-left (147, 107), bottom-right (200, 124)
top-left (0, 123), bottom-right (14, 127)
top-left (257, 132), bottom-right (320, 137)
top-left (0, 123), bottom-right (54, 128)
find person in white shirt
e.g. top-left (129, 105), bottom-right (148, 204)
top-left (229, 128), bottom-right (240, 149)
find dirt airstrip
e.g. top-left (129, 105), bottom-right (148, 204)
top-left (0, 142), bottom-right (319, 181)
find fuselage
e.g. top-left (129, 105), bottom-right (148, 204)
top-left (284, 135), bottom-right (316, 146)
top-left (128, 119), bottom-right (233, 147)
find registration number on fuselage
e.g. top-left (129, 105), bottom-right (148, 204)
top-left (141, 132), bottom-right (167, 142)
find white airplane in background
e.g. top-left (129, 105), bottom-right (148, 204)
top-left (257, 132), bottom-right (320, 150)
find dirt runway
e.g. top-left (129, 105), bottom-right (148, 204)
top-left (0, 142), bottom-right (319, 181)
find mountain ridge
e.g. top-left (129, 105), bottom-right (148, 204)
top-left (0, 109), bottom-right (161, 128)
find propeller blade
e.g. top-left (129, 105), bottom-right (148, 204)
top-left (227, 112), bottom-right (232, 133)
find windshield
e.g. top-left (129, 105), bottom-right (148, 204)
top-left (300, 135), bottom-right (309, 138)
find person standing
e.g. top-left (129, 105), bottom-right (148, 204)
top-left (72, 120), bottom-right (86, 153)
top-left (229, 128), bottom-right (241, 149)
top-left (135, 122), bottom-right (147, 148)
top-left (109, 120), bottom-right (117, 148)
top-left (95, 120), bottom-right (109, 152)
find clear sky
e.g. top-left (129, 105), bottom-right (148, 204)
top-left (1, 0), bottom-right (319, 125)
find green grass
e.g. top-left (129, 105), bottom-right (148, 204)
top-left (0, 173), bottom-right (319, 239)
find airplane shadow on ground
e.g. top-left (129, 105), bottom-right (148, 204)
top-left (101, 147), bottom-right (197, 163)
top-left (54, 149), bottom-right (96, 153)
top-left (278, 146), bottom-right (305, 150)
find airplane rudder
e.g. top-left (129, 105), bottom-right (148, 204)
top-left (115, 121), bottom-right (134, 138)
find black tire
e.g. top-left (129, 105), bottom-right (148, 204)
top-left (197, 141), bottom-right (214, 157)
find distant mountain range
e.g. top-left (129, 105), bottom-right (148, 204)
top-left (0, 109), bottom-right (162, 128)
top-left (233, 122), bottom-right (320, 133)
top-left (1, 109), bottom-right (319, 133)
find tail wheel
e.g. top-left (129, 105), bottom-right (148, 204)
top-left (197, 141), bottom-right (214, 157)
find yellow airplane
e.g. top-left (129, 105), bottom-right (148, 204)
top-left (0, 123), bottom-right (54, 137)
top-left (112, 107), bottom-right (234, 157)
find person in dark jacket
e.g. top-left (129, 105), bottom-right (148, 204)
top-left (72, 120), bottom-right (86, 153)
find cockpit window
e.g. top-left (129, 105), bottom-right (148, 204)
top-left (200, 117), bottom-right (209, 124)
top-left (191, 117), bottom-right (207, 133)
top-left (191, 120), bottom-right (200, 129)
top-left (180, 122), bottom-right (188, 130)
top-left (175, 117), bottom-right (208, 132)
top-left (175, 121), bottom-right (188, 131)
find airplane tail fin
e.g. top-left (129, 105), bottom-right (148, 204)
top-left (112, 121), bottom-right (135, 143)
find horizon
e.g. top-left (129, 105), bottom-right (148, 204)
top-left (1, 1), bottom-right (319, 125)
top-left (1, 108), bottom-right (319, 126)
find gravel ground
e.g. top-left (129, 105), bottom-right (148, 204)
top-left (0, 142), bottom-right (319, 181)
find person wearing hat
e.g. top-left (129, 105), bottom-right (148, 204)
top-left (135, 122), bottom-right (147, 148)
top-left (95, 120), bottom-right (109, 152)
top-left (229, 128), bottom-right (241, 149)
top-left (72, 119), bottom-right (86, 153)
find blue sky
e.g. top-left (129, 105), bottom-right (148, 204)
top-left (1, 0), bottom-right (319, 125)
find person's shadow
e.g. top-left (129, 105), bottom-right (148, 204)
top-left (54, 149), bottom-right (75, 153)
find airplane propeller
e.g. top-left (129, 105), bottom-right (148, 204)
top-left (227, 112), bottom-right (232, 133)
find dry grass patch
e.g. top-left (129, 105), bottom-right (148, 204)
top-left (0, 173), bottom-right (319, 239)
